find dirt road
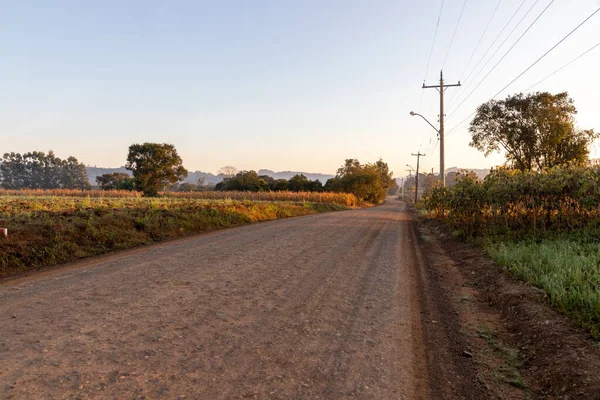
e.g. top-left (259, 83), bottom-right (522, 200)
top-left (0, 199), bottom-right (479, 399)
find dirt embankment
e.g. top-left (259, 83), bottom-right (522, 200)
top-left (415, 213), bottom-right (600, 399)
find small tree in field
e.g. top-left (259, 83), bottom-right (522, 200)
top-left (126, 143), bottom-right (188, 196)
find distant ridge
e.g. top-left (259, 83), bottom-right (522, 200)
top-left (257, 170), bottom-right (334, 183)
top-left (445, 166), bottom-right (491, 180)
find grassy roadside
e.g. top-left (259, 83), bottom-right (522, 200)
top-left (0, 197), bottom-right (349, 279)
top-left (486, 237), bottom-right (600, 338)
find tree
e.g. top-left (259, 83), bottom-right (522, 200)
top-left (126, 143), bottom-right (188, 196)
top-left (470, 92), bottom-right (598, 171)
top-left (215, 170), bottom-right (270, 192)
top-left (272, 179), bottom-right (289, 191)
top-left (288, 174), bottom-right (310, 192)
top-left (60, 156), bottom-right (92, 190)
top-left (96, 172), bottom-right (135, 191)
top-left (218, 166), bottom-right (238, 179)
top-left (329, 158), bottom-right (394, 204)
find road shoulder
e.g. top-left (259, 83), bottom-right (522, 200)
top-left (413, 210), bottom-right (600, 399)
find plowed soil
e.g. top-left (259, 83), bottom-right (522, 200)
top-left (0, 199), bottom-right (483, 399)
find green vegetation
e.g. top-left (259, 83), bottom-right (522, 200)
top-left (325, 159), bottom-right (395, 204)
top-left (424, 165), bottom-right (600, 238)
top-left (0, 196), bottom-right (348, 279)
top-left (215, 171), bottom-right (323, 192)
top-left (422, 91), bottom-right (600, 339)
top-left (1, 144), bottom-right (395, 205)
top-left (487, 239), bottom-right (600, 338)
top-left (96, 172), bottom-right (136, 191)
top-left (0, 150), bottom-right (90, 190)
top-left (126, 142), bottom-right (188, 196)
top-left (477, 326), bottom-right (526, 390)
top-left (470, 92), bottom-right (597, 171)
top-left (423, 166), bottom-right (600, 338)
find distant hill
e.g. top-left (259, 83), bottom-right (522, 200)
top-left (445, 166), bottom-right (491, 180)
top-left (86, 166), bottom-right (131, 185)
top-left (257, 170), bottom-right (334, 183)
top-left (86, 167), bottom-right (335, 186)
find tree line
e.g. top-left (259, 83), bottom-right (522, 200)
top-left (1, 143), bottom-right (397, 204)
top-left (0, 151), bottom-right (90, 190)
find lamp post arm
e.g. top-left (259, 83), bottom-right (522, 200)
top-left (411, 112), bottom-right (439, 134)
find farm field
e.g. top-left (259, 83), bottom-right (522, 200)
top-left (0, 189), bottom-right (360, 207)
top-left (0, 192), bottom-right (354, 279)
top-left (423, 165), bottom-right (600, 339)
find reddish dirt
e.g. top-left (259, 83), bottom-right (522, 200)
top-left (0, 199), bottom-right (483, 399)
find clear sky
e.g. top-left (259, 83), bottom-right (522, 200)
top-left (1, 0), bottom-right (599, 177)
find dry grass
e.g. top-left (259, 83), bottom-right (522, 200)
top-left (0, 189), bottom-right (360, 207)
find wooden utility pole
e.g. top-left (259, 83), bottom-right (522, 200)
top-left (411, 152), bottom-right (425, 203)
top-left (422, 70), bottom-right (460, 186)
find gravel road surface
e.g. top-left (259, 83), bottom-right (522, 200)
top-left (0, 198), bottom-right (474, 399)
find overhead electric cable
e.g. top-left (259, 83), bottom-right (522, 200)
top-left (524, 40), bottom-right (600, 92)
top-left (446, 0), bottom-right (555, 119)
top-left (442, 0), bottom-right (468, 69)
top-left (490, 6), bottom-right (600, 98)
top-left (457, 0), bottom-right (503, 82)
top-left (450, 0), bottom-right (528, 106)
top-left (446, 9), bottom-right (600, 137)
top-left (423, 0), bottom-right (445, 84)
top-left (419, 0), bottom-right (446, 112)
top-left (447, 0), bottom-right (542, 107)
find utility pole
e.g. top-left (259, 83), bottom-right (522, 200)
top-left (411, 152), bottom-right (425, 203)
top-left (422, 70), bottom-right (460, 186)
top-left (405, 170), bottom-right (413, 200)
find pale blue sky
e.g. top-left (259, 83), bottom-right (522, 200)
top-left (1, 0), bottom-right (599, 177)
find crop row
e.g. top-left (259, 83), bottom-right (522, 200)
top-left (423, 165), bottom-right (600, 237)
top-left (0, 189), bottom-right (360, 207)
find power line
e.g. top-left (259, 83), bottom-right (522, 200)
top-left (449, 0), bottom-right (528, 108)
top-left (442, 0), bottom-right (468, 69)
top-left (423, 0), bottom-right (445, 83)
top-left (491, 6), bottom-right (600, 98)
top-left (524, 41), bottom-right (600, 92)
top-left (419, 0), bottom-right (445, 112)
top-left (446, 10), bottom-right (600, 137)
top-left (446, 0), bottom-right (555, 119)
top-left (446, 111), bottom-right (476, 137)
top-left (447, 0), bottom-right (542, 107)
top-left (456, 0), bottom-right (503, 83)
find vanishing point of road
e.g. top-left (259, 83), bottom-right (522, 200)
top-left (0, 198), bottom-right (478, 399)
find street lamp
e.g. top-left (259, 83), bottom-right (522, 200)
top-left (410, 111), bottom-right (444, 185)
top-left (409, 111), bottom-right (439, 134)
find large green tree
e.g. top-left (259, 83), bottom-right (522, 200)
top-left (470, 92), bottom-right (597, 171)
top-left (126, 143), bottom-right (188, 196)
